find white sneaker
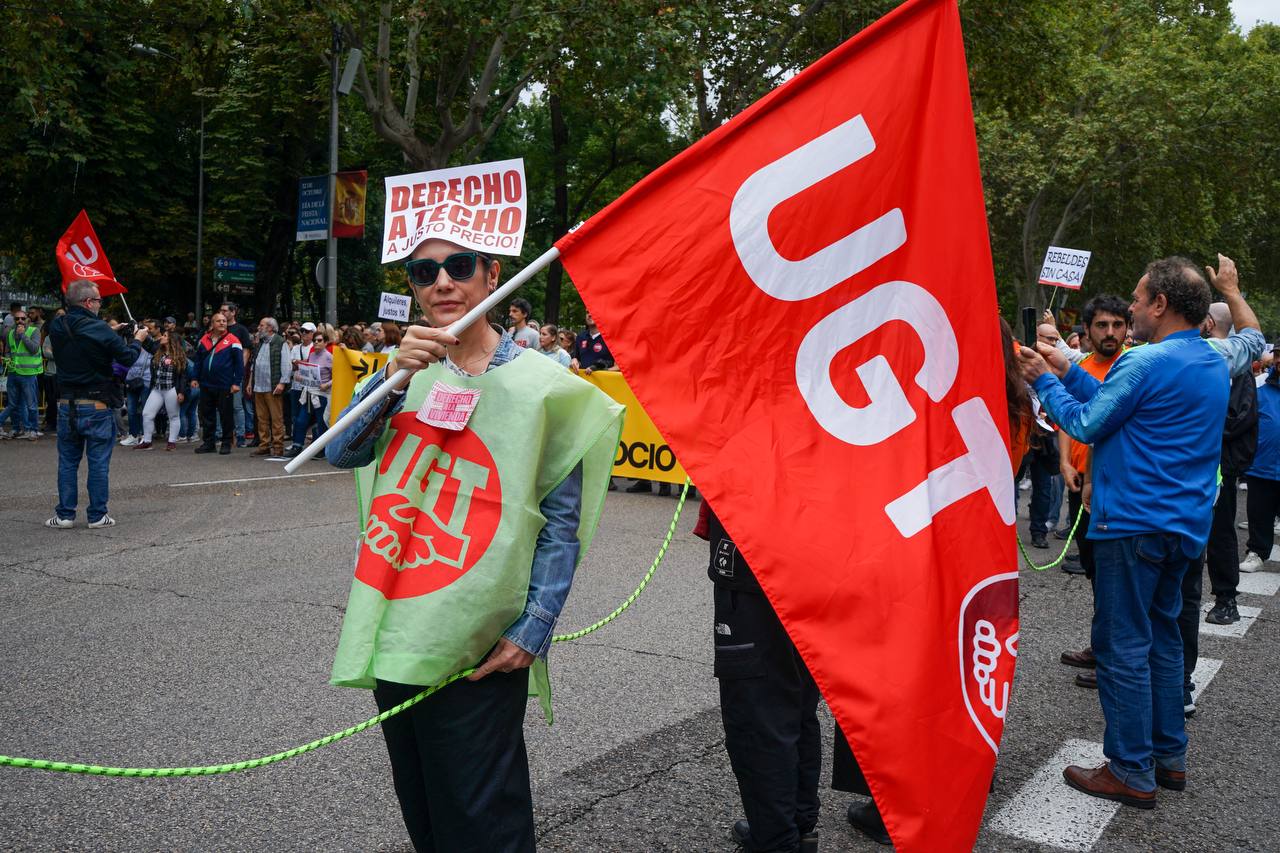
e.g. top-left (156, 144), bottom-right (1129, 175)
top-left (1273, 519), bottom-right (1280, 534)
top-left (87, 515), bottom-right (116, 529)
top-left (25, 431), bottom-right (39, 440)
top-left (119, 435), bottom-right (138, 446)
top-left (1238, 519), bottom-right (1250, 530)
top-left (45, 516), bottom-right (74, 529)
top-left (1239, 551), bottom-right (1264, 573)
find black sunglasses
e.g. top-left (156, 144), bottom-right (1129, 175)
top-left (405, 252), bottom-right (486, 287)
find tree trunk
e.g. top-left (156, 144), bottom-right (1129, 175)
top-left (544, 87), bottom-right (570, 326)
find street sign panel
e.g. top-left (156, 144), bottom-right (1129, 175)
top-left (214, 269), bottom-right (256, 283)
top-left (214, 257), bottom-right (256, 271)
top-left (296, 176), bottom-right (329, 241)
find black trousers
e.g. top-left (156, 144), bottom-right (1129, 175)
top-left (373, 671), bottom-right (535, 853)
top-left (831, 726), bottom-right (870, 795)
top-left (1244, 475), bottom-right (1280, 558)
top-left (1206, 475), bottom-right (1241, 600)
top-left (1177, 553), bottom-right (1203, 690)
top-left (1067, 488), bottom-right (1097, 581)
top-left (197, 386), bottom-right (234, 447)
top-left (714, 585), bottom-right (821, 853)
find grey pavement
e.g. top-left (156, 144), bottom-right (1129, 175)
top-left (0, 438), bottom-right (1276, 851)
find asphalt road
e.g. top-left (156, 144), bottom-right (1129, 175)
top-left (0, 438), bottom-right (1276, 852)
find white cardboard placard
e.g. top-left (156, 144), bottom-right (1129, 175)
top-left (1038, 246), bottom-right (1091, 290)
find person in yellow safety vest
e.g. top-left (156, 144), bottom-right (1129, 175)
top-left (1, 307), bottom-right (43, 439)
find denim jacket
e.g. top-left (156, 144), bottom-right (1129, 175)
top-left (325, 331), bottom-right (584, 658)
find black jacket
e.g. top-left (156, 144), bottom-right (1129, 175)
top-left (50, 307), bottom-right (141, 395)
top-left (1221, 371), bottom-right (1258, 478)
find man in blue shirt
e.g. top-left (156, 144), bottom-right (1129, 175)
top-left (1018, 255), bottom-right (1263, 808)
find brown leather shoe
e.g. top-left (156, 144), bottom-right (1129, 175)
top-left (1155, 766), bottom-right (1186, 791)
top-left (1074, 671), bottom-right (1098, 689)
top-left (252, 446), bottom-right (271, 456)
top-left (1061, 647), bottom-right (1097, 668)
top-left (1063, 763), bottom-right (1156, 809)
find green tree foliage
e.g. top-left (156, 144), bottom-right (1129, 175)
top-left (2, 1), bottom-right (1278, 334)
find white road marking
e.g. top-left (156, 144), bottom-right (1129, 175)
top-left (1189, 657), bottom-right (1222, 703)
top-left (989, 739), bottom-right (1113, 852)
top-left (168, 470), bottom-right (348, 488)
top-left (1200, 602), bottom-right (1262, 638)
top-left (1237, 572), bottom-right (1280, 597)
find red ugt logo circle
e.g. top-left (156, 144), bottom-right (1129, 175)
top-left (356, 413), bottom-right (502, 600)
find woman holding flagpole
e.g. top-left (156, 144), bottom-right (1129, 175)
top-left (323, 236), bottom-right (622, 852)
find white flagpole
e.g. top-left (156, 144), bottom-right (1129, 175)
top-left (283, 245), bottom-right (562, 474)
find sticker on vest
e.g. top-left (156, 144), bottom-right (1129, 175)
top-left (417, 381), bottom-right (482, 431)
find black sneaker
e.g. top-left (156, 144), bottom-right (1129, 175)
top-left (1205, 597), bottom-right (1239, 625)
top-left (847, 801), bottom-right (891, 846)
top-left (1054, 526), bottom-right (1070, 540)
top-left (1030, 531), bottom-right (1048, 549)
top-left (219, 443), bottom-right (232, 455)
top-left (625, 479), bottom-right (652, 494)
top-left (730, 820), bottom-right (818, 853)
top-left (283, 446), bottom-right (303, 459)
top-left (1061, 555), bottom-right (1085, 575)
top-left (194, 443), bottom-right (217, 454)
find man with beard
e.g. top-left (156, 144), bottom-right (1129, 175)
top-left (1057, 295), bottom-right (1131, 689)
top-left (1020, 255), bottom-right (1262, 807)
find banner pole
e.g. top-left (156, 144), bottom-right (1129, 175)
top-left (283, 245), bottom-right (561, 474)
top-left (118, 293), bottom-right (137, 324)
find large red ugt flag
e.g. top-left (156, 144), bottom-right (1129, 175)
top-left (557, 0), bottom-right (1016, 849)
top-left (56, 210), bottom-right (126, 296)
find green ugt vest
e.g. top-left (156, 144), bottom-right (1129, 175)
top-left (7, 327), bottom-right (42, 375)
top-left (330, 349), bottom-right (624, 721)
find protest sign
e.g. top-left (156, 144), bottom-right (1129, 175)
top-left (582, 371), bottom-right (689, 485)
top-left (296, 362), bottom-right (321, 391)
top-left (1037, 245), bottom-right (1091, 289)
top-left (377, 292), bottom-right (413, 323)
top-left (329, 348), bottom-right (390, 426)
top-left (381, 159), bottom-right (526, 263)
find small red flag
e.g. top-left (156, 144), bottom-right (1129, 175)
top-left (556, 1), bottom-right (1015, 850)
top-left (56, 210), bottom-right (126, 296)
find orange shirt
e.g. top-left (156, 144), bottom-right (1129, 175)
top-left (1065, 349), bottom-right (1125, 471)
top-left (1010, 414), bottom-right (1031, 475)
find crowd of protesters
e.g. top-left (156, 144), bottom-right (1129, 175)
top-left (0, 298), bottom-right (634, 460)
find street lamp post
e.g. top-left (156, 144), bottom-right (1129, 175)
top-left (132, 43), bottom-right (205, 323)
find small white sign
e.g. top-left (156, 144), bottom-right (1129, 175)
top-left (1038, 246), bottom-right (1092, 290)
top-left (381, 158), bottom-right (527, 263)
top-left (296, 362), bottom-right (321, 390)
top-left (377, 292), bottom-right (413, 323)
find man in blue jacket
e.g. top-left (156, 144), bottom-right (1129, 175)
top-left (46, 279), bottom-right (150, 528)
top-left (1019, 255), bottom-right (1263, 808)
top-left (190, 312), bottom-right (244, 455)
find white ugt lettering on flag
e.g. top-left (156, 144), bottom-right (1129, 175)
top-left (728, 114), bottom-right (1014, 537)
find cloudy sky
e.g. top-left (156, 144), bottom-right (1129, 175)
top-left (1232, 0), bottom-right (1280, 32)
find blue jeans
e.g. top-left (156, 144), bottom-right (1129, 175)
top-left (293, 396), bottom-right (327, 446)
top-left (1092, 534), bottom-right (1191, 792)
top-left (243, 391), bottom-right (255, 434)
top-left (1028, 465), bottom-right (1063, 534)
top-left (230, 387), bottom-right (245, 439)
top-left (1, 373), bottom-right (39, 432)
top-left (56, 402), bottom-right (117, 522)
top-left (180, 384), bottom-right (200, 438)
top-left (125, 384), bottom-right (146, 437)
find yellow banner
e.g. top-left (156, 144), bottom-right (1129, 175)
top-left (583, 370), bottom-right (688, 484)
top-left (326, 354), bottom-right (686, 483)
top-left (329, 348), bottom-right (389, 427)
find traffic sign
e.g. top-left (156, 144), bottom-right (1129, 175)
top-left (214, 257), bottom-right (256, 271)
top-left (214, 269), bottom-right (256, 283)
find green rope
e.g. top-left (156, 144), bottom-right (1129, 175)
top-left (1016, 503), bottom-right (1085, 571)
top-left (0, 480), bottom-right (692, 777)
